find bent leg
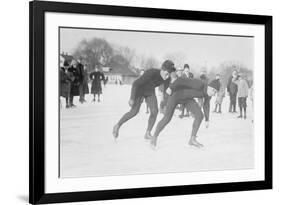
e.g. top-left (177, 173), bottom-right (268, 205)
top-left (117, 96), bottom-right (143, 127)
top-left (113, 96), bottom-right (143, 139)
top-left (145, 95), bottom-right (158, 132)
top-left (153, 94), bottom-right (179, 138)
top-left (188, 99), bottom-right (204, 137)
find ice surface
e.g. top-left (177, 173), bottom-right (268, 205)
top-left (60, 84), bottom-right (254, 178)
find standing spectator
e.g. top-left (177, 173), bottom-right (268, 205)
top-left (176, 67), bottom-right (184, 78)
top-left (59, 61), bottom-right (73, 108)
top-left (77, 58), bottom-right (86, 103)
top-left (213, 87), bottom-right (225, 113)
top-left (90, 66), bottom-right (105, 102)
top-left (227, 70), bottom-right (238, 113)
top-left (198, 70), bottom-right (209, 108)
top-left (249, 83), bottom-right (254, 122)
top-left (213, 74), bottom-right (223, 113)
top-left (82, 63), bottom-right (89, 102)
top-left (68, 60), bottom-right (80, 107)
top-left (233, 73), bottom-right (249, 119)
top-left (182, 63), bottom-right (194, 79)
top-left (179, 63), bottom-right (194, 118)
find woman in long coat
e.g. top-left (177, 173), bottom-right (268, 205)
top-left (90, 66), bottom-right (105, 102)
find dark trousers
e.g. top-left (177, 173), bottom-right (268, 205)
top-left (229, 93), bottom-right (237, 112)
top-left (79, 83), bottom-right (85, 101)
top-left (154, 90), bottom-right (204, 138)
top-left (117, 94), bottom-right (158, 132)
top-left (238, 97), bottom-right (247, 116)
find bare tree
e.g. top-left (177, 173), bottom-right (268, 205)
top-left (139, 55), bottom-right (159, 70)
top-left (73, 38), bottom-right (114, 70)
top-left (115, 46), bottom-right (136, 67)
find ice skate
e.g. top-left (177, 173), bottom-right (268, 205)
top-left (188, 136), bottom-right (204, 148)
top-left (144, 131), bottom-right (152, 140)
top-left (150, 135), bottom-right (158, 149)
top-left (112, 124), bottom-right (120, 140)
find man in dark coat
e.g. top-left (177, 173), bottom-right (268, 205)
top-left (150, 77), bottom-right (220, 148)
top-left (68, 60), bottom-right (80, 107)
top-left (90, 66), bottom-right (105, 102)
top-left (227, 70), bottom-right (238, 113)
top-left (77, 60), bottom-right (88, 103)
top-left (179, 63), bottom-right (194, 118)
top-left (59, 61), bottom-right (73, 108)
top-left (112, 60), bottom-right (175, 140)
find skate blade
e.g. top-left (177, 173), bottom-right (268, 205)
top-left (150, 143), bottom-right (157, 151)
top-left (188, 143), bottom-right (204, 149)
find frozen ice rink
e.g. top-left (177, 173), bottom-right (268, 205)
top-left (59, 84), bottom-right (254, 178)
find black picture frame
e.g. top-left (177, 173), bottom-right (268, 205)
top-left (29, 1), bottom-right (272, 204)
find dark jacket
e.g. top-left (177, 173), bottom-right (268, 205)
top-left (59, 67), bottom-right (72, 98)
top-left (130, 68), bottom-right (170, 100)
top-left (68, 66), bottom-right (80, 96)
top-left (77, 63), bottom-right (84, 83)
top-left (227, 76), bottom-right (238, 95)
top-left (169, 77), bottom-right (206, 94)
top-left (169, 77), bottom-right (210, 121)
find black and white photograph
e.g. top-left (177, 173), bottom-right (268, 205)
top-left (28, 1), bottom-right (272, 203)
top-left (59, 27), bottom-right (255, 178)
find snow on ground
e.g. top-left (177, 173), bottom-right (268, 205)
top-left (60, 84), bottom-right (254, 178)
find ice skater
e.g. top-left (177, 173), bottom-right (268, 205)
top-left (112, 60), bottom-right (175, 140)
top-left (150, 76), bottom-right (220, 148)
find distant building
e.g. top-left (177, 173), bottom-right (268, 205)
top-left (101, 66), bottom-right (138, 84)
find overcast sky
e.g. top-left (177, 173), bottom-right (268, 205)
top-left (60, 27), bottom-right (254, 70)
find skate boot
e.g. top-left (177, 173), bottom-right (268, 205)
top-left (112, 124), bottom-right (120, 140)
top-left (144, 131), bottom-right (152, 140)
top-left (188, 136), bottom-right (204, 148)
top-left (150, 135), bottom-right (158, 149)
